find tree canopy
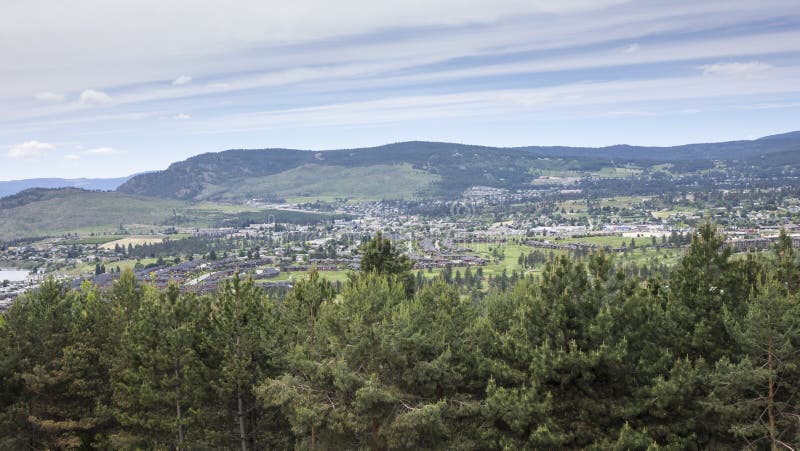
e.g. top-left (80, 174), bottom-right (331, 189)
top-left (1, 227), bottom-right (799, 449)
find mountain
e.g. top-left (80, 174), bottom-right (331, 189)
top-left (117, 132), bottom-right (800, 201)
top-left (0, 176), bottom-right (133, 198)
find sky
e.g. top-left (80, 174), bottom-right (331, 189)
top-left (1, 0), bottom-right (799, 180)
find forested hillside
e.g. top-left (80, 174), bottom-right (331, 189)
top-left (117, 132), bottom-right (800, 201)
top-left (1, 224), bottom-right (799, 449)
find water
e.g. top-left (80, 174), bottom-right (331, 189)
top-left (0, 269), bottom-right (29, 282)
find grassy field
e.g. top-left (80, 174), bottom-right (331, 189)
top-left (652, 207), bottom-right (699, 219)
top-left (595, 166), bottom-right (643, 178)
top-left (467, 242), bottom-right (561, 276)
top-left (64, 257), bottom-right (160, 276)
top-left (100, 236), bottom-right (168, 250)
top-left (558, 235), bottom-right (632, 247)
top-left (600, 196), bottom-right (650, 208)
top-left (255, 269), bottom-right (354, 284)
top-left (531, 165), bottom-right (643, 180)
top-left (58, 235), bottom-right (126, 245)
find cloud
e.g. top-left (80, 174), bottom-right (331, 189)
top-left (64, 147), bottom-right (119, 160)
top-left (700, 61), bottom-right (772, 76)
top-left (172, 75), bottom-right (192, 85)
top-left (34, 91), bottom-right (66, 102)
top-left (79, 89), bottom-right (112, 105)
top-left (159, 113), bottom-right (192, 120)
top-left (81, 147), bottom-right (117, 155)
top-left (8, 140), bottom-right (54, 159)
top-left (623, 43), bottom-right (640, 54)
top-left (41, 29), bottom-right (797, 116)
top-left (1, 0), bottom-right (788, 103)
top-left (192, 64), bottom-right (800, 133)
top-left (1, 0), bottom-right (798, 157)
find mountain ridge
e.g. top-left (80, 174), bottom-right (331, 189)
top-left (117, 132), bottom-right (800, 201)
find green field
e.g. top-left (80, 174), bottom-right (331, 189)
top-left (57, 235), bottom-right (126, 245)
top-left (467, 242), bottom-right (553, 276)
top-left (595, 166), bottom-right (643, 178)
top-left (64, 257), bottom-right (160, 276)
top-left (531, 164), bottom-right (642, 180)
top-left (255, 269), bottom-right (353, 284)
top-left (558, 235), bottom-right (632, 247)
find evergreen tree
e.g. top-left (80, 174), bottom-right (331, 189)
top-left (257, 269), bottom-right (336, 449)
top-left (206, 274), bottom-right (280, 449)
top-left (359, 231), bottom-right (412, 275)
top-left (0, 225), bottom-right (799, 449)
top-left (382, 281), bottom-right (483, 448)
top-left (111, 284), bottom-right (209, 449)
top-left (709, 276), bottom-right (800, 448)
top-left (666, 220), bottom-right (747, 361)
top-left (359, 231), bottom-right (414, 296)
top-left (261, 273), bottom-right (407, 449)
top-left (0, 279), bottom-right (116, 449)
top-left (774, 228), bottom-right (799, 291)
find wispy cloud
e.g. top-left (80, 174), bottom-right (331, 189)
top-left (34, 92), bottom-right (65, 103)
top-left (623, 43), bottom-right (640, 54)
top-left (7, 140), bottom-right (54, 159)
top-left (78, 89), bottom-right (112, 105)
top-left (80, 147), bottom-right (117, 155)
top-left (193, 65), bottom-right (800, 132)
top-left (63, 146), bottom-right (119, 160)
top-left (1, 0), bottom-right (799, 178)
top-left (172, 75), bottom-right (192, 85)
top-left (700, 61), bottom-right (772, 77)
top-left (32, 30), bottom-right (798, 115)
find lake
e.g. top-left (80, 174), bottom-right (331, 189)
top-left (0, 269), bottom-right (29, 282)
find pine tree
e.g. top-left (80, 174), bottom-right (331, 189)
top-left (666, 220), bottom-right (746, 362)
top-left (0, 279), bottom-right (116, 448)
top-left (480, 254), bottom-right (669, 448)
top-left (386, 281), bottom-right (484, 448)
top-left (261, 272), bottom-right (407, 449)
top-left (359, 231), bottom-right (414, 296)
top-left (774, 228), bottom-right (799, 291)
top-left (206, 274), bottom-right (280, 449)
top-left (111, 284), bottom-right (209, 449)
top-left (257, 269), bottom-right (337, 449)
top-left (359, 231), bottom-right (411, 275)
top-left (709, 276), bottom-right (800, 448)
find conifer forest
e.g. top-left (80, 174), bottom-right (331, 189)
top-left (1, 224), bottom-right (799, 450)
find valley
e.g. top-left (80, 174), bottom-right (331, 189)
top-left (2, 134), bottom-right (798, 307)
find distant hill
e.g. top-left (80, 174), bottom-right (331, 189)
top-left (0, 176), bottom-right (133, 198)
top-left (0, 188), bottom-right (339, 240)
top-left (117, 132), bottom-right (800, 201)
top-left (0, 188), bottom-right (190, 238)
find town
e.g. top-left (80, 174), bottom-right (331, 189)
top-left (3, 179), bottom-right (799, 310)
